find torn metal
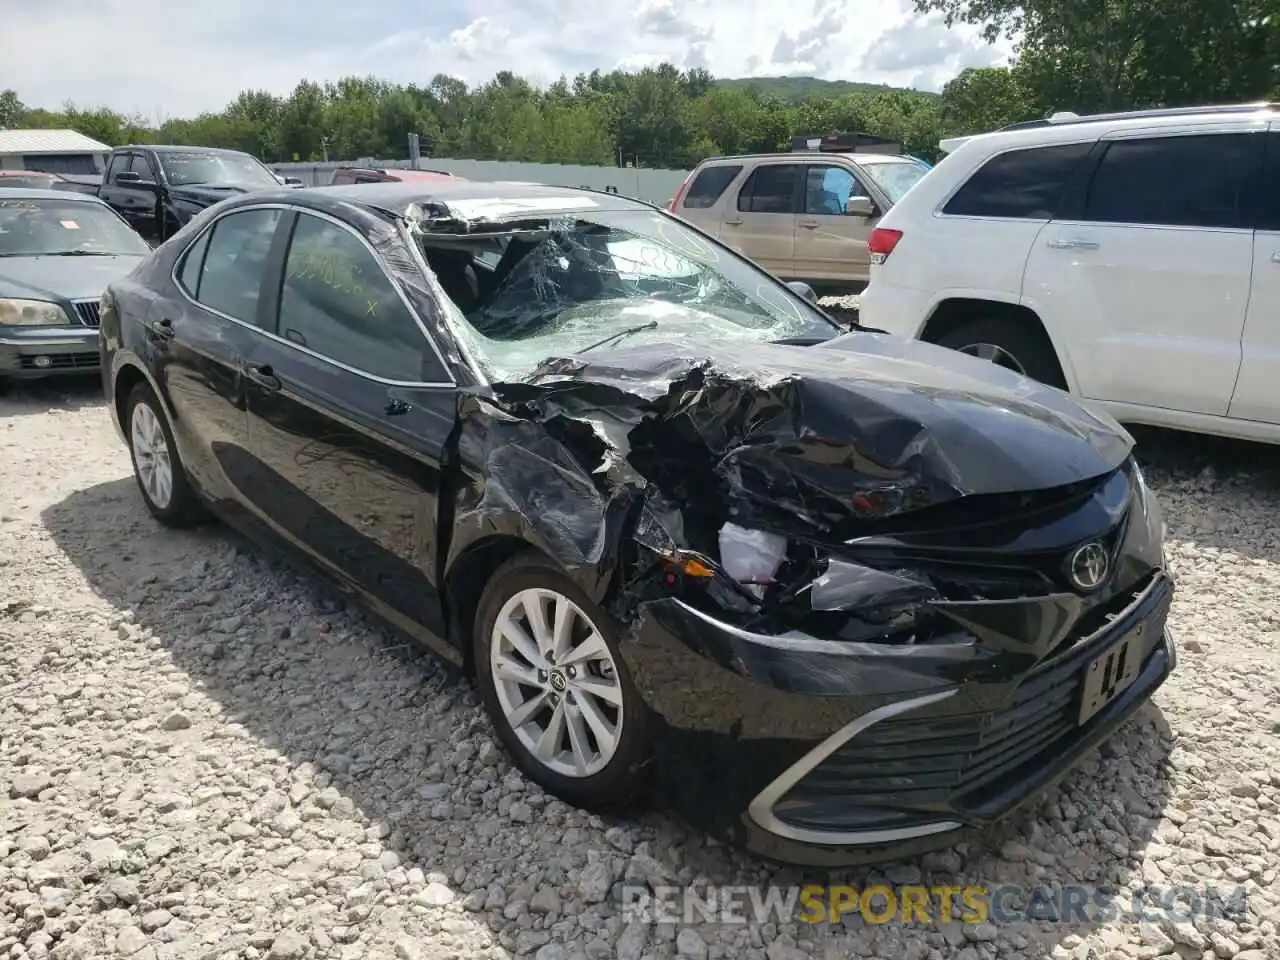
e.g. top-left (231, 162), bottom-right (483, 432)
top-left (368, 189), bottom-right (1150, 684)
top-left (448, 326), bottom-right (1144, 677)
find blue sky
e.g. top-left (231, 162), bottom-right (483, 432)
top-left (10, 0), bottom-right (1011, 119)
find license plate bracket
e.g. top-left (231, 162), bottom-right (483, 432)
top-left (1077, 626), bottom-right (1144, 725)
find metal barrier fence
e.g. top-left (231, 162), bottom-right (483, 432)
top-left (270, 158), bottom-right (690, 206)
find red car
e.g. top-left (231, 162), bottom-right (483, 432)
top-left (326, 166), bottom-right (462, 186)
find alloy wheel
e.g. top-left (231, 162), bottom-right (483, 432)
top-left (957, 341), bottom-right (1027, 376)
top-left (130, 401), bottom-right (174, 510)
top-left (489, 587), bottom-right (624, 778)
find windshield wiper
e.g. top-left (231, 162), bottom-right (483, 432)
top-left (578, 320), bottom-right (659, 354)
top-left (39, 250), bottom-right (117, 257)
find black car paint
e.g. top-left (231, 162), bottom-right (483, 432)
top-left (100, 183), bottom-right (1175, 866)
top-left (97, 145), bottom-right (278, 245)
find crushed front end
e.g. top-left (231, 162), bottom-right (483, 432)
top-left (622, 458), bottom-right (1173, 866)
top-left (466, 336), bottom-right (1175, 866)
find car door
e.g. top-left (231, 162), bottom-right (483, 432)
top-left (163, 205), bottom-right (286, 505)
top-left (1227, 126), bottom-right (1280, 424)
top-left (1021, 129), bottom-right (1262, 415)
top-left (722, 162), bottom-right (799, 278)
top-left (103, 153), bottom-right (160, 239)
top-left (794, 162), bottom-right (878, 284)
top-left (673, 162), bottom-right (744, 238)
top-left (99, 152), bottom-right (138, 229)
top-left (241, 208), bottom-right (456, 646)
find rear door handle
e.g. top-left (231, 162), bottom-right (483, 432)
top-left (799, 219), bottom-right (820, 229)
top-left (1271, 251), bottom-right (1280, 264)
top-left (723, 217), bottom-right (743, 226)
top-left (246, 363), bottom-right (281, 391)
top-left (1047, 238), bottom-right (1099, 250)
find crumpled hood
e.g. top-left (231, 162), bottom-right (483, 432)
top-left (0, 254), bottom-right (149, 304)
top-left (491, 331), bottom-right (1133, 536)
top-left (168, 184), bottom-right (251, 206)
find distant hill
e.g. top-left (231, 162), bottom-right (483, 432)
top-left (714, 76), bottom-right (937, 103)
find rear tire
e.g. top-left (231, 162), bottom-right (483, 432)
top-left (934, 317), bottom-right (1067, 389)
top-left (125, 382), bottom-right (207, 527)
top-left (473, 551), bottom-right (651, 811)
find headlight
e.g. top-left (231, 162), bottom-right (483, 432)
top-left (0, 299), bottom-right (73, 327)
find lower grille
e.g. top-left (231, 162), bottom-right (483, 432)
top-left (73, 300), bottom-right (101, 328)
top-left (19, 352), bottom-right (99, 370)
top-left (774, 573), bottom-right (1172, 831)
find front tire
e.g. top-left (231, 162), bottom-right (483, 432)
top-left (473, 551), bottom-right (650, 810)
top-left (125, 382), bottom-right (206, 527)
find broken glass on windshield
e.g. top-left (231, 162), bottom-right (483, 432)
top-left (408, 207), bottom-right (840, 380)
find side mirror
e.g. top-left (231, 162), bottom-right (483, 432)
top-left (845, 195), bottom-right (875, 217)
top-left (283, 177), bottom-right (304, 186)
top-left (115, 171), bottom-right (142, 183)
top-left (786, 281), bottom-right (818, 303)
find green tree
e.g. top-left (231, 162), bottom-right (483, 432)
top-left (0, 90), bottom-right (24, 129)
top-left (939, 67), bottom-right (1035, 134)
top-left (914, 0), bottom-right (1280, 112)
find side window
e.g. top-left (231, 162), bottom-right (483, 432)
top-left (943, 143), bottom-right (1094, 219)
top-left (277, 213), bottom-right (441, 383)
top-left (1082, 133), bottom-right (1261, 229)
top-left (193, 208), bottom-right (282, 322)
top-left (104, 153), bottom-right (126, 182)
top-left (1262, 132), bottom-right (1280, 232)
top-left (134, 153), bottom-right (159, 181)
top-left (803, 165), bottom-right (861, 215)
top-left (177, 229), bottom-right (212, 296)
top-left (682, 165), bottom-right (742, 209)
top-left (736, 164), bottom-right (799, 214)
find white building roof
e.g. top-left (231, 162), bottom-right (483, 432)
top-left (0, 129), bottom-right (111, 156)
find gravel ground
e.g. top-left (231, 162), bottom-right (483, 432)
top-left (2, 373), bottom-right (1279, 960)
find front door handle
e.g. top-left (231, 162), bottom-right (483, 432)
top-left (1047, 238), bottom-right (1099, 250)
top-left (246, 363), bottom-right (281, 392)
top-left (385, 397), bottom-right (411, 416)
top-left (799, 219), bottom-right (820, 229)
top-left (1271, 251), bottom-right (1280, 264)
top-left (723, 217), bottom-right (743, 226)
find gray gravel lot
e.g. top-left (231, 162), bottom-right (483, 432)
top-left (1, 371), bottom-right (1278, 960)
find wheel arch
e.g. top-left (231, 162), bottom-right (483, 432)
top-left (112, 358), bottom-right (167, 435)
top-left (444, 534), bottom-right (549, 675)
top-left (918, 297), bottom-right (1077, 393)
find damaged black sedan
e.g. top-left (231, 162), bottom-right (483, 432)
top-left (98, 181), bottom-right (1175, 866)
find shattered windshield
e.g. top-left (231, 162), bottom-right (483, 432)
top-left (413, 207), bottom-right (841, 380)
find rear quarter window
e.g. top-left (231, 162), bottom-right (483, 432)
top-left (943, 142), bottom-right (1095, 219)
top-left (682, 164), bottom-right (742, 209)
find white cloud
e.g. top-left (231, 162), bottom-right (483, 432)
top-left (6, 0), bottom-right (1011, 118)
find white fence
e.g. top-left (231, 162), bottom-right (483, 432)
top-left (270, 158), bottom-right (691, 206)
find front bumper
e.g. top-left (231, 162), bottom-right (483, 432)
top-left (0, 327), bottom-right (100, 378)
top-left (626, 569), bottom-right (1175, 868)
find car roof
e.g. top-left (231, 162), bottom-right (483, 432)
top-left (119, 144), bottom-right (255, 156)
top-left (267, 180), bottom-right (650, 218)
top-left (0, 188), bottom-right (109, 203)
top-left (0, 170), bottom-right (57, 178)
top-left (947, 101), bottom-right (1280, 156)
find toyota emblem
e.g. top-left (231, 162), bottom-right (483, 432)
top-left (1067, 541), bottom-right (1110, 592)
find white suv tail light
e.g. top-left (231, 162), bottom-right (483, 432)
top-left (868, 227), bottom-right (903, 264)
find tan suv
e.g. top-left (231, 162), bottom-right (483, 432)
top-left (669, 139), bottom-right (931, 290)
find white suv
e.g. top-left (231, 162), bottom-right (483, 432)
top-left (858, 102), bottom-right (1280, 444)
